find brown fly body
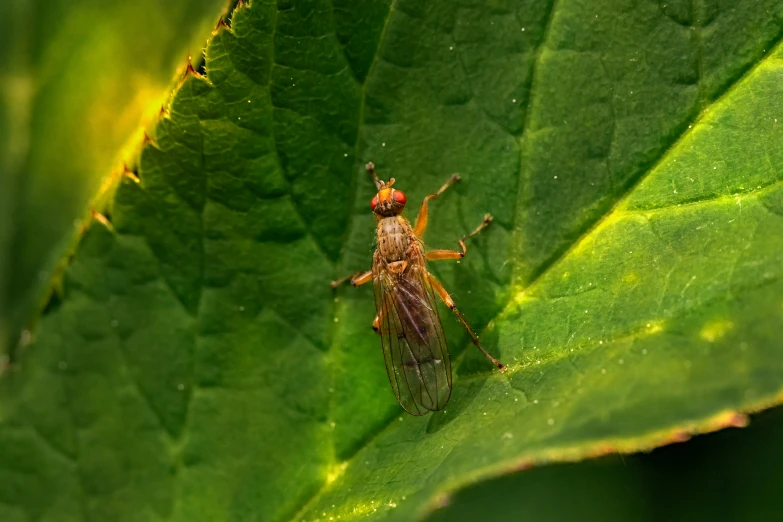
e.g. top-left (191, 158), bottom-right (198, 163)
top-left (333, 163), bottom-right (504, 415)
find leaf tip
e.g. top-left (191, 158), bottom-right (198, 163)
top-left (141, 131), bottom-right (156, 147)
top-left (90, 209), bottom-right (114, 232)
top-left (122, 163), bottom-right (140, 184)
top-left (213, 17), bottom-right (228, 35)
top-left (181, 55), bottom-right (205, 82)
top-left (183, 60), bottom-right (198, 79)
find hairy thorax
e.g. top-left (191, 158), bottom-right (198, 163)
top-left (377, 216), bottom-right (414, 263)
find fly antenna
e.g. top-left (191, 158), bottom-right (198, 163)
top-left (366, 162), bottom-right (383, 190)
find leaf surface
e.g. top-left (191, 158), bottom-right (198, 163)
top-left (2, 1), bottom-right (783, 521)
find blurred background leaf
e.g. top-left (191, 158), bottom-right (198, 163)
top-left (0, 0), bottom-right (230, 356)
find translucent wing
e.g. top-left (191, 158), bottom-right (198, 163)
top-left (372, 252), bottom-right (452, 415)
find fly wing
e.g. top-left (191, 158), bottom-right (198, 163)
top-left (373, 253), bottom-right (451, 415)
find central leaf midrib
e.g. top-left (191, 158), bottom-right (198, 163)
top-left (289, 1), bottom-right (399, 522)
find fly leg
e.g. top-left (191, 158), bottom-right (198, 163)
top-left (425, 214), bottom-right (493, 261)
top-left (372, 309), bottom-right (386, 333)
top-left (331, 269), bottom-right (372, 288)
top-left (332, 267), bottom-right (379, 329)
top-left (413, 174), bottom-right (462, 237)
top-left (426, 273), bottom-right (505, 372)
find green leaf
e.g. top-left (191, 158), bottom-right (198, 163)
top-left (0, 0), bottom-right (229, 355)
top-left (2, 1), bottom-right (783, 521)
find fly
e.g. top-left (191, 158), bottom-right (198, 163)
top-left (332, 162), bottom-right (505, 416)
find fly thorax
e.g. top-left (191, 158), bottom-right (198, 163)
top-left (377, 217), bottom-right (410, 262)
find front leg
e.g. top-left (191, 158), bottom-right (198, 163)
top-left (330, 269), bottom-right (372, 288)
top-left (425, 214), bottom-right (493, 261)
top-left (413, 174), bottom-right (461, 237)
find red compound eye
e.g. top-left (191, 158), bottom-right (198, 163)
top-left (392, 190), bottom-right (407, 205)
top-left (370, 195), bottom-right (380, 210)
